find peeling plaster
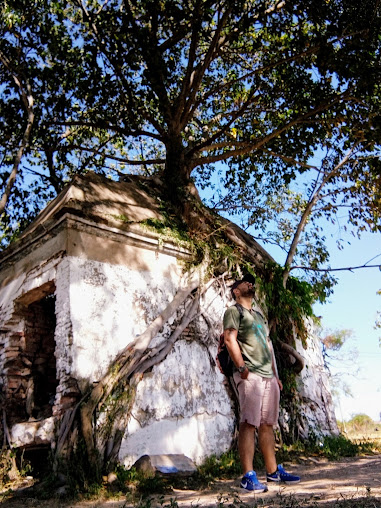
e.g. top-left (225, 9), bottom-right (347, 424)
top-left (69, 258), bottom-right (181, 382)
top-left (120, 412), bottom-right (235, 468)
top-left (1, 242), bottom-right (337, 459)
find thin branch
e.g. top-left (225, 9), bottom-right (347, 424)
top-left (181, 6), bottom-right (232, 127)
top-left (61, 144), bottom-right (165, 165)
top-left (72, 0), bottom-right (142, 123)
top-left (190, 25), bottom-right (364, 115)
top-left (264, 151), bottom-right (319, 170)
top-left (96, 0), bottom-right (110, 15)
top-left (0, 49), bottom-right (35, 214)
top-left (175, 0), bottom-right (203, 115)
top-left (130, 294), bottom-right (200, 383)
top-left (50, 120), bottom-right (164, 142)
top-left (282, 143), bottom-right (359, 286)
top-left (187, 89), bottom-right (259, 158)
top-left (290, 263), bottom-right (381, 273)
top-left (123, 0), bottom-right (173, 124)
top-left (195, 89), bottom-right (354, 168)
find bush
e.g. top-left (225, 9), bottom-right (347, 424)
top-left (347, 414), bottom-right (374, 432)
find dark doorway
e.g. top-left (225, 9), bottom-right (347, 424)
top-left (24, 294), bottom-right (58, 420)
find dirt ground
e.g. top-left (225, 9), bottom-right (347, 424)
top-left (1, 454), bottom-right (380, 508)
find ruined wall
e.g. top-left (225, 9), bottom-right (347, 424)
top-left (65, 255), bottom-right (236, 466)
top-left (0, 207), bottom-right (338, 465)
top-left (119, 282), bottom-right (235, 467)
top-left (0, 222), bottom-right (236, 463)
top-left (293, 321), bottom-right (339, 437)
top-left (0, 247), bottom-right (68, 447)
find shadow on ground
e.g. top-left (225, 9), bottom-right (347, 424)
top-left (1, 455), bottom-right (380, 507)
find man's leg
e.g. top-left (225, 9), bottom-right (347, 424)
top-left (238, 421), bottom-right (256, 474)
top-left (258, 424), bottom-right (277, 474)
top-left (238, 421), bottom-right (268, 492)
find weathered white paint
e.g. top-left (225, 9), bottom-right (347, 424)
top-left (68, 257), bottom-right (183, 384)
top-left (0, 173), bottom-right (339, 462)
top-left (293, 321), bottom-right (339, 437)
top-left (120, 412), bottom-right (234, 468)
top-left (120, 339), bottom-right (235, 466)
top-left (11, 417), bottom-right (55, 448)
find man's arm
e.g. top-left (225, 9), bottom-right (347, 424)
top-left (224, 328), bottom-right (249, 379)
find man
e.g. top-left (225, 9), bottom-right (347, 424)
top-left (223, 275), bottom-right (300, 492)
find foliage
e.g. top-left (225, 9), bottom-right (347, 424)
top-left (1, 0), bottom-right (380, 263)
top-left (279, 433), bottom-right (378, 461)
top-left (375, 288), bottom-right (381, 345)
top-left (320, 327), bottom-right (354, 368)
top-left (347, 413), bottom-right (375, 429)
top-left (259, 262), bottom-right (315, 344)
top-left (318, 326), bottom-right (358, 401)
top-left (195, 450), bottom-right (242, 483)
top-left (0, 449), bottom-right (19, 488)
top-left (321, 329), bottom-right (352, 353)
top-left (314, 434), bottom-right (362, 459)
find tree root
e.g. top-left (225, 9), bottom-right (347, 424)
top-left (279, 341), bottom-right (305, 374)
top-left (54, 268), bottom-right (222, 475)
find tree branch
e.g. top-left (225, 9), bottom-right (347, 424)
top-left (78, 268), bottom-right (202, 469)
top-left (50, 120), bottom-right (164, 142)
top-left (290, 263), bottom-right (381, 273)
top-left (0, 49), bottom-right (35, 214)
top-left (181, 6), bottom-right (232, 127)
top-left (60, 144), bottom-right (165, 166)
top-left (282, 144), bottom-right (359, 286)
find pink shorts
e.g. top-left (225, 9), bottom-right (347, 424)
top-left (233, 371), bottom-right (280, 427)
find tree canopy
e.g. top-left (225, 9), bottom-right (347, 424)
top-left (1, 0), bottom-right (380, 273)
top-left (1, 1), bottom-right (381, 478)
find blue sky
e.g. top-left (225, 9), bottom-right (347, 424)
top-left (263, 227), bottom-right (381, 422)
top-left (312, 231), bottom-right (381, 423)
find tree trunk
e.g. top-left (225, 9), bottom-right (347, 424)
top-left (0, 49), bottom-right (36, 214)
top-left (162, 137), bottom-right (196, 211)
top-left (54, 268), bottom-right (211, 476)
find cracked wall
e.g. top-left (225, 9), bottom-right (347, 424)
top-left (0, 216), bottom-right (338, 464)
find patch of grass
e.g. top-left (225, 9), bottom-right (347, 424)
top-left (196, 450), bottom-right (242, 483)
top-left (114, 465), bottom-right (172, 497)
top-left (276, 433), bottom-right (379, 463)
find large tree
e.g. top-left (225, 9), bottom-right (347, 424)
top-left (1, 0), bottom-right (380, 245)
top-left (1, 0), bottom-right (381, 483)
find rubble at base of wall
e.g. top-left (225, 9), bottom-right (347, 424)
top-left (10, 417), bottom-right (55, 448)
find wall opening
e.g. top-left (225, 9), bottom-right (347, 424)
top-left (3, 282), bottom-right (58, 427)
top-left (24, 293), bottom-right (58, 420)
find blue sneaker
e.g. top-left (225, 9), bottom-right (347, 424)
top-left (267, 464), bottom-right (300, 484)
top-left (240, 471), bottom-right (268, 492)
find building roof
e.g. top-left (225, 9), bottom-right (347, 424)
top-left (20, 172), bottom-right (163, 239)
top-left (0, 171), bottom-right (273, 271)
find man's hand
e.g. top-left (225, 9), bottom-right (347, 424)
top-left (277, 378), bottom-right (283, 391)
top-left (240, 366), bottom-right (249, 379)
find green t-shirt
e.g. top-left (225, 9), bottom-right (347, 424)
top-left (223, 304), bottom-right (273, 378)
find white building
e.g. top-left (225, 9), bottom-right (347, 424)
top-left (0, 172), bottom-right (338, 469)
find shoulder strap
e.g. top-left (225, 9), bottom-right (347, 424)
top-left (234, 302), bottom-right (244, 318)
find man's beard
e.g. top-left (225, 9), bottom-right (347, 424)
top-left (240, 286), bottom-right (255, 298)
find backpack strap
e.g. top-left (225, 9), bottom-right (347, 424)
top-left (234, 302), bottom-right (245, 320)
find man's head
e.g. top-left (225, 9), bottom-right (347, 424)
top-left (231, 274), bottom-right (256, 301)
